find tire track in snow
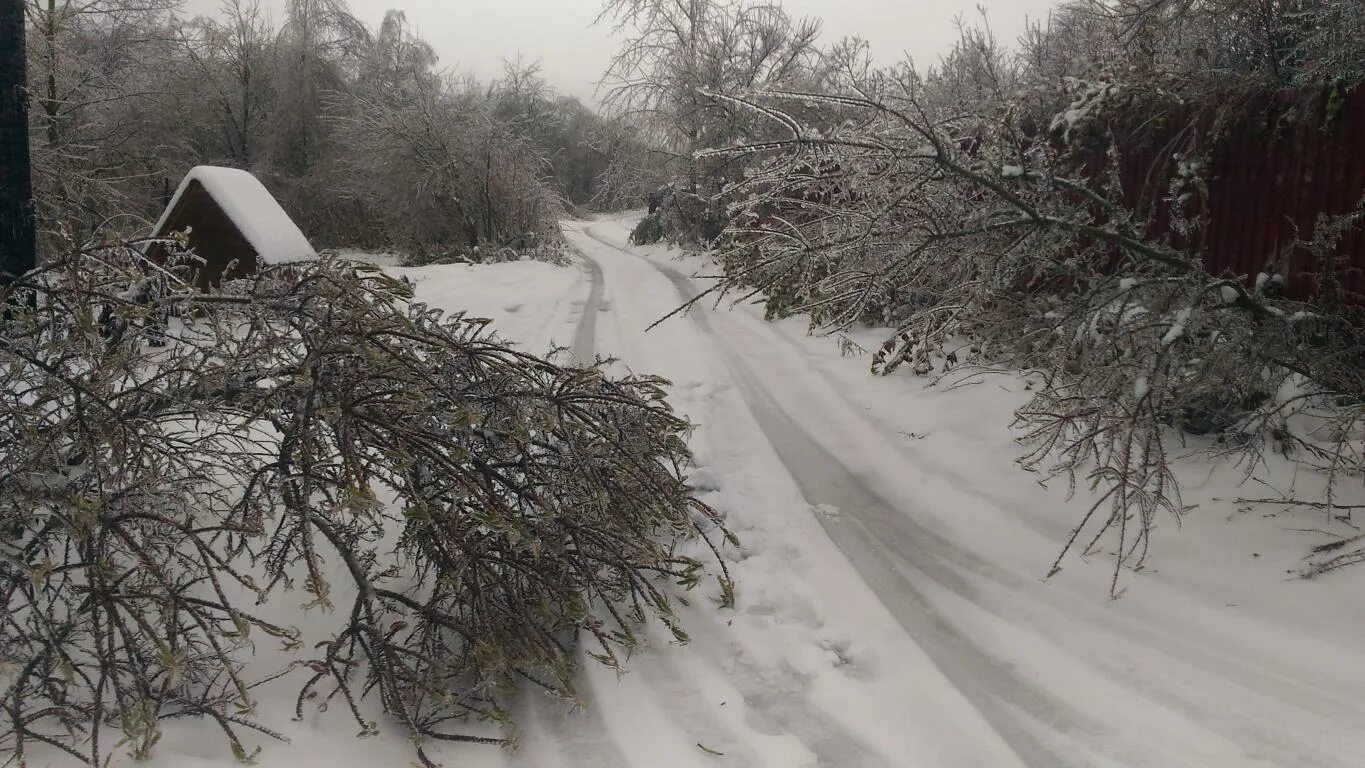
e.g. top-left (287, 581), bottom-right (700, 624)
top-left (742, 323), bottom-right (1075, 543)
top-left (493, 237), bottom-right (637, 768)
top-left (571, 227), bottom-right (913, 768)
top-left (567, 239), bottom-right (606, 362)
top-left (576, 225), bottom-right (1089, 768)
top-left (523, 232), bottom-right (775, 768)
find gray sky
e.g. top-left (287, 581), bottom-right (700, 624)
top-left (181, 0), bottom-right (1061, 104)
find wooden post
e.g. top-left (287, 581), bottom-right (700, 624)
top-left (1, 0), bottom-right (35, 286)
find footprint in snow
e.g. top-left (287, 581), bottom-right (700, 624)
top-left (817, 637), bottom-right (874, 681)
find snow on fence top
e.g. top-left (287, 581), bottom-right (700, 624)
top-left (155, 166), bottom-right (316, 265)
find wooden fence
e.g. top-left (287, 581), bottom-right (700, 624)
top-left (1108, 82), bottom-right (1365, 301)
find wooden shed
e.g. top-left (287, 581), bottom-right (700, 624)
top-left (147, 166), bottom-right (316, 290)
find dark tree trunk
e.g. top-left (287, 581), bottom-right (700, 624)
top-left (1, 0), bottom-right (35, 286)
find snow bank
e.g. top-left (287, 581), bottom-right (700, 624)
top-left (156, 166), bottom-right (316, 264)
top-left (383, 259), bottom-right (584, 355)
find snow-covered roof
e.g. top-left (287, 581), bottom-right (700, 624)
top-left (154, 166), bottom-right (316, 265)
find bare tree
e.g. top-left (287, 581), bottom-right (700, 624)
top-left (267, 0), bottom-right (368, 176)
top-left (23, 0), bottom-right (183, 249)
top-left (599, 0), bottom-right (823, 153)
top-left (597, 0), bottom-right (829, 241)
top-left (598, 1), bottom-right (895, 245)
top-left (181, 0), bottom-right (275, 166)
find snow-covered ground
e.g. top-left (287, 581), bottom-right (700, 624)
top-left (130, 214), bottom-right (1364, 768)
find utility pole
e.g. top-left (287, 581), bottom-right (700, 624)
top-left (1, 0), bottom-right (36, 286)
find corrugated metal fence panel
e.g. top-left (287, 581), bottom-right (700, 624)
top-left (1108, 84), bottom-right (1365, 301)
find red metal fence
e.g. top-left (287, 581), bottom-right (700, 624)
top-left (1109, 83), bottom-right (1365, 301)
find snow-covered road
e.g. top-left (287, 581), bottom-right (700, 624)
top-left (534, 215), bottom-right (1365, 768)
top-left (136, 215), bottom-right (1365, 768)
top-left (576, 227), bottom-right (1071, 765)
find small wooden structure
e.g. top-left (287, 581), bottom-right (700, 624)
top-left (147, 166), bottom-right (315, 290)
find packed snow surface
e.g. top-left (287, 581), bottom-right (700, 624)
top-left (155, 166), bottom-right (316, 264)
top-left (49, 214), bottom-right (1365, 768)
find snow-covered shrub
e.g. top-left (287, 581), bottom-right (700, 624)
top-left (701, 85), bottom-right (1365, 591)
top-left (630, 181), bottom-right (730, 246)
top-left (630, 211), bottom-right (666, 245)
top-left (665, 0), bottom-right (1365, 587)
top-left (0, 246), bottom-right (729, 766)
top-left (327, 77), bottom-right (568, 257)
top-left (398, 235), bottom-right (570, 268)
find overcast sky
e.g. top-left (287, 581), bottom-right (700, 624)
top-left (180, 0), bottom-right (1061, 104)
